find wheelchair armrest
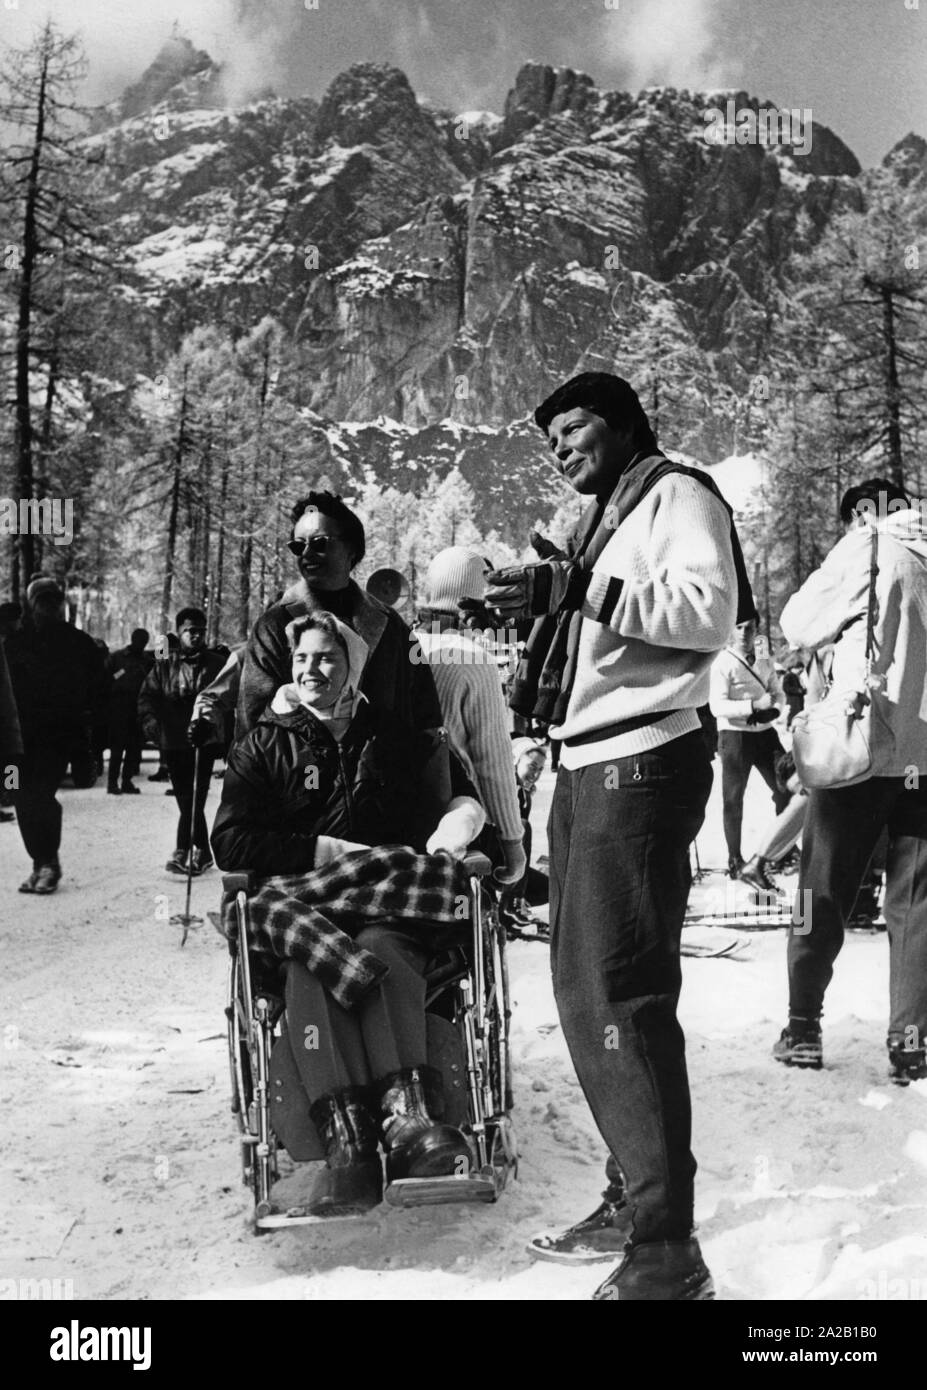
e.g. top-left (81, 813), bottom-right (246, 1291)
top-left (221, 871), bottom-right (256, 896)
top-left (461, 851), bottom-right (493, 878)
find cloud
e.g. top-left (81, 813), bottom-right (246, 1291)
top-left (600, 0), bottom-right (737, 91)
top-left (0, 0), bottom-right (283, 106)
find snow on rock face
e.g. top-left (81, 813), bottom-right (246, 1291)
top-left (85, 50), bottom-right (882, 477)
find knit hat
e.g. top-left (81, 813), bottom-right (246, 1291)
top-left (423, 547), bottom-right (487, 611)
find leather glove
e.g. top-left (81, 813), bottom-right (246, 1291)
top-left (529, 530), bottom-right (567, 561)
top-left (187, 717), bottom-right (216, 748)
top-left (485, 562), bottom-right (588, 621)
top-left (493, 837), bottom-right (527, 886)
top-left (747, 706), bottom-right (779, 726)
top-left (456, 597), bottom-right (495, 631)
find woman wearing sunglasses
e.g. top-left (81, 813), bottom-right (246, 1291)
top-left (236, 494), bottom-right (446, 782)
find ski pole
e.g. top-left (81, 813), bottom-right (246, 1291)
top-left (181, 746), bottom-right (200, 947)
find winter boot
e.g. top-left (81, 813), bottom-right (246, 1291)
top-left (189, 847), bottom-right (214, 876)
top-left (376, 1067), bottom-right (473, 1182)
top-left (592, 1238), bottom-right (714, 1301)
top-left (165, 848), bottom-right (188, 875)
top-left (33, 858), bottom-right (61, 895)
top-left (120, 780), bottom-right (140, 795)
top-left (527, 1177), bottom-right (632, 1262)
top-left (887, 1036), bottom-right (927, 1086)
top-left (18, 864), bottom-right (39, 893)
top-left (307, 1088), bottom-right (383, 1216)
top-left (738, 855), bottom-right (784, 897)
top-left (773, 1017), bottom-right (823, 1069)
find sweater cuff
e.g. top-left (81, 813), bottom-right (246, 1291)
top-left (582, 571), bottom-right (625, 626)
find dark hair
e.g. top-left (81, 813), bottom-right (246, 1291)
top-left (839, 478), bottom-right (909, 526)
top-left (175, 607), bottom-right (207, 629)
top-left (285, 611), bottom-right (349, 660)
top-left (130, 628), bottom-right (149, 648)
top-left (534, 372), bottom-right (659, 454)
top-left (290, 490), bottom-right (365, 567)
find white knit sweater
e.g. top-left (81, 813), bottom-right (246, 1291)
top-left (553, 473), bottom-right (738, 769)
top-left (415, 628), bottom-right (523, 841)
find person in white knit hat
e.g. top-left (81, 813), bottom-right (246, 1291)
top-left (414, 547), bottom-right (526, 891)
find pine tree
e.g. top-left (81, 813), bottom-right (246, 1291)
top-left (0, 20), bottom-right (119, 596)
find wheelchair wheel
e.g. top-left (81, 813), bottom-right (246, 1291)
top-left (486, 1117), bottom-right (518, 1190)
top-left (483, 900), bottom-right (514, 1118)
top-left (226, 953), bottom-right (252, 1129)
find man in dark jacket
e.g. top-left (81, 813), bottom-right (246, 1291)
top-left (5, 578), bottom-right (108, 893)
top-left (0, 639), bottom-right (23, 824)
top-left (236, 492), bottom-right (445, 748)
top-left (138, 607), bottom-right (226, 875)
top-left (106, 628), bottom-right (152, 795)
top-left (0, 600), bottom-right (22, 821)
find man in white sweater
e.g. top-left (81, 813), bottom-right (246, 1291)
top-left (486, 372), bottom-right (744, 1301)
top-left (709, 617), bottom-right (788, 879)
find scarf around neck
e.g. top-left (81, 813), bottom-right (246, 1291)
top-left (509, 453), bottom-right (755, 726)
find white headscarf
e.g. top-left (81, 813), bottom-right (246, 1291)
top-left (271, 614), bottom-right (369, 726)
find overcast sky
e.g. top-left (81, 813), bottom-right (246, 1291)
top-left (1, 0), bottom-right (924, 167)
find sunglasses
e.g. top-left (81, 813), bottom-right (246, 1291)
top-left (287, 535), bottom-right (343, 558)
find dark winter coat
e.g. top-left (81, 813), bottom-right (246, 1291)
top-left (211, 700), bottom-right (458, 877)
top-left (4, 618), bottom-right (108, 746)
top-left (107, 645), bottom-right (153, 732)
top-left (236, 578), bottom-right (443, 738)
top-left (0, 640), bottom-right (23, 769)
top-left (138, 647), bottom-right (228, 751)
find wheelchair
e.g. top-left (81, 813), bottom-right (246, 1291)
top-left (219, 851), bottom-right (518, 1231)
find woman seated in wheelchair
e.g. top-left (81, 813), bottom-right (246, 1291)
top-left (212, 611), bottom-right (485, 1216)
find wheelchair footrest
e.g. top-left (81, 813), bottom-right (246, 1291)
top-left (384, 1171), bottom-right (501, 1208)
top-left (255, 1206), bottom-right (374, 1230)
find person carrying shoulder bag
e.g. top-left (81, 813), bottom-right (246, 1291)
top-left (775, 478), bottom-right (927, 1083)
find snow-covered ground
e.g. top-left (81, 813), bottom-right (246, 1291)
top-left (2, 756), bottom-right (926, 1302)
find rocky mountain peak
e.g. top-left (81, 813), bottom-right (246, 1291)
top-left (315, 63), bottom-right (428, 147)
top-left (500, 62), bottom-right (600, 144)
top-left (882, 131), bottom-right (927, 179)
top-left (116, 32), bottom-right (224, 120)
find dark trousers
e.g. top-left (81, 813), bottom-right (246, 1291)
top-left (507, 820), bottom-right (550, 906)
top-left (13, 739), bottom-right (71, 866)
top-left (284, 926), bottom-right (430, 1097)
top-left (548, 729), bottom-right (713, 1244)
top-left (164, 749), bottom-right (215, 853)
top-left (108, 722), bottom-right (142, 789)
top-left (788, 778), bottom-right (927, 1043)
top-left (719, 728), bottom-right (789, 860)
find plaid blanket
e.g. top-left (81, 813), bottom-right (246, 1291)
top-left (221, 845), bottom-right (470, 1008)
